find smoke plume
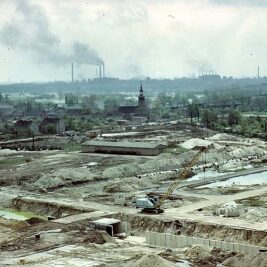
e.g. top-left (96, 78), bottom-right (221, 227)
top-left (0, 0), bottom-right (103, 66)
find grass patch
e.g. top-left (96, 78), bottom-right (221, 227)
top-left (164, 145), bottom-right (189, 154)
top-left (0, 157), bottom-right (26, 168)
top-left (0, 208), bottom-right (47, 220)
top-left (63, 143), bottom-right (81, 152)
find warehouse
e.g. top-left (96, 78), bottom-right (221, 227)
top-left (81, 140), bottom-right (164, 156)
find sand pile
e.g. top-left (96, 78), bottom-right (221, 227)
top-left (230, 146), bottom-right (266, 158)
top-left (103, 182), bottom-right (134, 193)
top-left (102, 153), bottom-right (183, 179)
top-left (208, 133), bottom-right (239, 141)
top-left (185, 244), bottom-right (211, 258)
top-left (219, 161), bottom-right (244, 171)
top-left (180, 138), bottom-right (212, 149)
top-left (223, 253), bottom-right (267, 267)
top-left (28, 168), bottom-right (96, 191)
top-left (205, 149), bottom-right (229, 163)
top-left (239, 208), bottom-right (267, 222)
top-left (128, 254), bottom-right (176, 267)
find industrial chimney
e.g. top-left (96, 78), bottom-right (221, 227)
top-left (102, 63), bottom-right (105, 78)
top-left (71, 62), bottom-right (74, 82)
top-left (99, 65), bottom-right (102, 79)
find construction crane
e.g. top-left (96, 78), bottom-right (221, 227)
top-left (135, 146), bottom-right (207, 213)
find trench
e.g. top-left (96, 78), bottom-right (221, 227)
top-left (12, 198), bottom-right (93, 218)
top-left (9, 197), bottom-right (267, 248)
top-left (115, 213), bottom-right (267, 247)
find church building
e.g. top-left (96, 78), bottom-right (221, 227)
top-left (117, 84), bottom-right (149, 120)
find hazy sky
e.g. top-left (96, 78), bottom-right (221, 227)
top-left (0, 0), bottom-right (267, 82)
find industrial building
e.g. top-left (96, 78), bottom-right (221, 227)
top-left (81, 140), bottom-right (164, 156)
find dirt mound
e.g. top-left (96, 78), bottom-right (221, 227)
top-left (230, 146), bottom-right (266, 158)
top-left (102, 153), bottom-right (183, 179)
top-left (223, 253), bottom-right (267, 267)
top-left (129, 254), bottom-right (176, 267)
top-left (103, 181), bottom-right (134, 193)
top-left (180, 138), bottom-right (212, 149)
top-left (239, 208), bottom-right (267, 222)
top-left (185, 244), bottom-right (211, 258)
top-left (25, 217), bottom-right (46, 225)
top-left (73, 229), bottom-right (114, 245)
top-left (208, 133), bottom-right (238, 141)
top-left (27, 167), bottom-right (97, 191)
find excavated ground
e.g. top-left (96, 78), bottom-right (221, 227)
top-left (0, 130), bottom-right (267, 266)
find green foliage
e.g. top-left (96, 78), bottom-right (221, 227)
top-left (46, 124), bottom-right (56, 134)
top-left (227, 110), bottom-right (241, 126)
top-left (201, 109), bottom-right (218, 128)
top-left (65, 93), bottom-right (79, 106)
top-left (0, 158), bottom-right (26, 168)
top-left (63, 143), bottom-right (81, 152)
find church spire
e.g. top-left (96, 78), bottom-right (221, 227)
top-left (138, 83), bottom-right (145, 106)
top-left (140, 83), bottom-right (143, 96)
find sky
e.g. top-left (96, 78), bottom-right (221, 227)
top-left (0, 0), bottom-right (267, 82)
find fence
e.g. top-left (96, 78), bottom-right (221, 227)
top-left (145, 231), bottom-right (266, 255)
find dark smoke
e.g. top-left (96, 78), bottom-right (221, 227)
top-left (0, 0), bottom-right (103, 66)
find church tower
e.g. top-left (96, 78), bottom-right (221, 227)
top-left (138, 83), bottom-right (145, 106)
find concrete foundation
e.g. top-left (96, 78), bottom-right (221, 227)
top-left (145, 231), bottom-right (266, 255)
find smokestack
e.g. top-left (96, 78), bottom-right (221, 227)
top-left (258, 66), bottom-right (260, 79)
top-left (102, 63), bottom-right (105, 78)
top-left (99, 65), bottom-right (102, 79)
top-left (71, 62), bottom-right (74, 82)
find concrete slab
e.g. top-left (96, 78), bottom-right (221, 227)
top-left (233, 243), bottom-right (240, 252)
top-left (210, 240), bottom-right (216, 247)
top-left (159, 233), bottom-right (166, 247)
top-left (171, 234), bottom-right (177, 248)
top-left (156, 232), bottom-right (161, 247)
top-left (179, 235), bottom-right (187, 247)
top-left (53, 211), bottom-right (117, 224)
top-left (203, 239), bottom-right (210, 246)
top-left (145, 231), bottom-right (151, 245)
top-left (221, 241), bottom-right (228, 250)
top-left (166, 234), bottom-right (172, 248)
top-left (215, 240), bottom-right (222, 249)
top-left (227, 242), bottom-right (234, 251)
top-left (150, 232), bottom-right (156, 246)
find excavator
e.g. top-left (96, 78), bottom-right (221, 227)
top-left (135, 146), bottom-right (207, 213)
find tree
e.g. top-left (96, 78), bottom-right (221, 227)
top-left (227, 110), bottom-right (241, 126)
top-left (201, 109), bottom-right (218, 128)
top-left (187, 104), bottom-right (200, 123)
top-left (65, 93), bottom-right (78, 106)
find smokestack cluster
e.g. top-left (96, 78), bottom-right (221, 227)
top-left (0, 1), bottom-right (104, 80)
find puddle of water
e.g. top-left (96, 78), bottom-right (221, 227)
top-left (187, 170), bottom-right (226, 181)
top-left (199, 171), bottom-right (267, 188)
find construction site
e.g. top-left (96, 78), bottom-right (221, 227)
top-left (0, 124), bottom-right (266, 267)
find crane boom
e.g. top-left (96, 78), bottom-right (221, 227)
top-left (156, 146), bottom-right (207, 209)
top-left (135, 146), bottom-right (207, 213)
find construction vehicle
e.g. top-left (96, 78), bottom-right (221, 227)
top-left (135, 146), bottom-right (207, 213)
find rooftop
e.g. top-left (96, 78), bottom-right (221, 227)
top-left (92, 218), bottom-right (121, 225)
top-left (82, 140), bottom-right (163, 149)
